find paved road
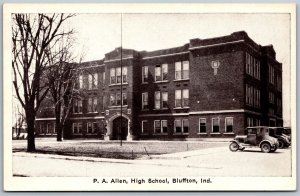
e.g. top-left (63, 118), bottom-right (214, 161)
top-left (13, 146), bottom-right (291, 177)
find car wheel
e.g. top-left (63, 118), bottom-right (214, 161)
top-left (278, 140), bottom-right (285, 149)
top-left (261, 142), bottom-right (271, 153)
top-left (271, 146), bottom-right (277, 152)
top-left (229, 142), bottom-right (239, 152)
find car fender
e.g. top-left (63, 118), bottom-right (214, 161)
top-left (259, 140), bottom-right (273, 148)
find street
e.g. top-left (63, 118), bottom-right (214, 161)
top-left (13, 146), bottom-right (292, 177)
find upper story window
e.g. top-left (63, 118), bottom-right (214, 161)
top-left (102, 72), bottom-right (105, 84)
top-left (269, 65), bottom-right (275, 84)
top-left (142, 66), bottom-right (148, 83)
top-left (277, 75), bottom-right (282, 91)
top-left (175, 61), bottom-right (189, 80)
top-left (110, 67), bottom-right (128, 85)
top-left (88, 97), bottom-right (97, 113)
top-left (175, 89), bottom-right (189, 108)
top-left (79, 75), bottom-right (83, 89)
top-left (73, 99), bottom-right (82, 114)
top-left (155, 64), bottom-right (168, 82)
top-left (142, 92), bottom-right (148, 110)
top-left (269, 91), bottom-right (275, 104)
top-left (154, 91), bottom-right (168, 109)
top-left (246, 53), bottom-right (260, 80)
top-left (88, 73), bottom-right (98, 89)
top-left (110, 93), bottom-right (127, 106)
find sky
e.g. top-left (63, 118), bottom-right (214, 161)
top-left (13, 13), bottom-right (291, 126)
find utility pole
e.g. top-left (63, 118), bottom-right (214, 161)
top-left (120, 14), bottom-right (123, 147)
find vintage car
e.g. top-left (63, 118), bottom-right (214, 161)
top-left (229, 126), bottom-right (279, 153)
top-left (268, 127), bottom-right (291, 148)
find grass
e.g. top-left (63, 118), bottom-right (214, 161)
top-left (13, 140), bottom-right (228, 160)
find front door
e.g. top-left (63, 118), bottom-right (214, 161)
top-left (112, 116), bottom-right (128, 140)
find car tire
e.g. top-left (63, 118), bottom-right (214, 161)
top-left (278, 140), bottom-right (285, 149)
top-left (261, 142), bottom-right (271, 153)
top-left (229, 142), bottom-right (239, 152)
top-left (271, 146), bottom-right (277, 152)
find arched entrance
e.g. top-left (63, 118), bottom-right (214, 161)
top-left (111, 116), bottom-right (128, 140)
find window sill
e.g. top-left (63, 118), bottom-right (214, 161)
top-left (87, 112), bottom-right (98, 114)
top-left (86, 133), bottom-right (98, 135)
top-left (197, 133), bottom-right (208, 135)
top-left (224, 132), bottom-right (235, 134)
top-left (109, 83), bottom-right (129, 87)
top-left (141, 82), bottom-right (149, 84)
top-left (174, 133), bottom-right (189, 135)
top-left (173, 78), bottom-right (190, 82)
top-left (108, 105), bottom-right (128, 108)
top-left (154, 80), bottom-right (169, 84)
top-left (153, 108), bottom-right (169, 111)
top-left (174, 107), bottom-right (190, 109)
top-left (153, 133), bottom-right (168, 135)
top-left (210, 133), bottom-right (221, 134)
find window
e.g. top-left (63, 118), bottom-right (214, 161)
top-left (93, 73), bottom-right (98, 88)
top-left (72, 123), bottom-right (78, 133)
top-left (88, 97), bottom-right (97, 112)
top-left (155, 65), bottom-right (161, 81)
top-left (110, 94), bottom-right (116, 106)
top-left (162, 92), bottom-right (168, 108)
top-left (269, 92), bottom-right (275, 104)
top-left (175, 61), bottom-right (189, 80)
top-left (73, 100), bottom-right (82, 113)
top-left (154, 120), bottom-right (161, 133)
top-left (102, 72), bottom-right (105, 84)
top-left (116, 93), bottom-right (121, 105)
top-left (182, 119), bottom-right (189, 133)
top-left (269, 65), bottom-right (275, 84)
top-left (277, 98), bottom-right (282, 113)
top-left (277, 75), bottom-right (282, 91)
top-left (154, 120), bottom-right (168, 133)
top-left (142, 66), bottom-right (148, 83)
top-left (142, 92), bottom-right (148, 109)
top-left (141, 120), bottom-right (147, 133)
top-left (155, 91), bottom-right (161, 109)
top-left (122, 93), bottom-right (127, 105)
top-left (225, 117), bottom-right (233, 133)
top-left (175, 90), bottom-right (182, 107)
top-left (79, 75), bottom-right (83, 89)
top-left (92, 122), bottom-right (98, 133)
top-left (110, 68), bottom-right (116, 84)
top-left (122, 67), bottom-right (127, 83)
top-left (174, 120), bottom-right (182, 133)
top-left (88, 74), bottom-right (93, 89)
top-left (116, 67), bottom-right (122, 83)
top-left (110, 67), bottom-right (127, 84)
top-left (46, 123), bottom-right (49, 134)
top-left (73, 123), bottom-right (82, 134)
top-left (175, 89), bottom-right (189, 108)
top-left (246, 53), bottom-right (260, 79)
top-left (247, 117), bottom-right (254, 127)
top-left (53, 123), bottom-right (56, 133)
top-left (199, 118), bottom-right (206, 133)
top-left (155, 64), bottom-right (168, 82)
top-left (87, 122), bottom-right (93, 133)
top-left (161, 120), bottom-right (168, 133)
top-left (212, 118), bottom-right (220, 133)
top-left (182, 89), bottom-right (189, 107)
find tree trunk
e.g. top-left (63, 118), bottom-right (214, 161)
top-left (56, 122), bottom-right (63, 141)
top-left (26, 115), bottom-right (36, 152)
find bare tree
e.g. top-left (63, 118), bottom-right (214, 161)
top-left (13, 105), bottom-right (26, 139)
top-left (12, 13), bottom-right (75, 151)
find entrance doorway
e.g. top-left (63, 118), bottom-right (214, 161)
top-left (112, 116), bottom-right (128, 140)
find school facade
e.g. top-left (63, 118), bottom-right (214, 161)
top-left (35, 31), bottom-right (283, 140)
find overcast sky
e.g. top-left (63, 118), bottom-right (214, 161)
top-left (60, 13), bottom-right (291, 125)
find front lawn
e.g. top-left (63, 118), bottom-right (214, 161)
top-left (13, 140), bottom-right (227, 159)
